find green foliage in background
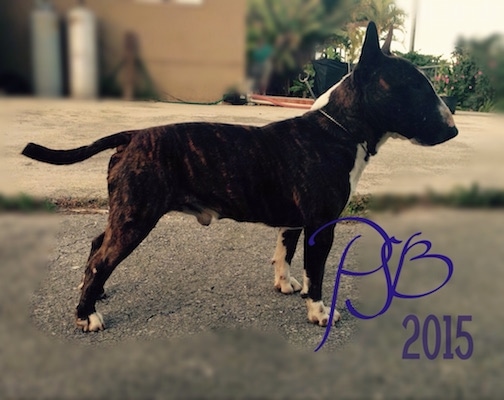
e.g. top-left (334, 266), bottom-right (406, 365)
top-left (248, 0), bottom-right (352, 93)
top-left (248, 0), bottom-right (503, 111)
top-left (247, 0), bottom-right (406, 95)
top-left (399, 36), bottom-right (502, 113)
top-left (344, 0), bottom-right (406, 63)
top-left (395, 51), bottom-right (441, 82)
top-left (448, 38), bottom-right (495, 111)
top-left (289, 63), bottom-right (316, 97)
top-left (396, 51), bottom-right (442, 68)
top-left (454, 35), bottom-right (503, 112)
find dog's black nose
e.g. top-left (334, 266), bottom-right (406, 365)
top-left (436, 126), bottom-right (458, 145)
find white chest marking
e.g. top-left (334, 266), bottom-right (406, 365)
top-left (348, 134), bottom-right (391, 199)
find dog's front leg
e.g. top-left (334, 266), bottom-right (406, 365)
top-left (271, 228), bottom-right (302, 294)
top-left (303, 226), bottom-right (341, 326)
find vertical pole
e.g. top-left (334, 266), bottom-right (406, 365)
top-left (409, 0), bottom-right (418, 52)
top-left (123, 32), bottom-right (137, 101)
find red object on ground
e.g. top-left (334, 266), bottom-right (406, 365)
top-left (249, 94), bottom-right (314, 109)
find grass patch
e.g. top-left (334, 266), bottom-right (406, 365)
top-left (2, 185), bottom-right (504, 215)
top-left (341, 194), bottom-right (372, 217)
top-left (0, 194), bottom-right (107, 213)
top-left (0, 193), bottom-right (57, 213)
top-left (346, 184), bottom-right (504, 216)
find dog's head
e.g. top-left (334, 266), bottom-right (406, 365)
top-left (353, 22), bottom-right (458, 146)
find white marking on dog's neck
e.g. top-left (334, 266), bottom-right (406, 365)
top-left (310, 75), bottom-right (398, 200)
top-left (311, 74), bottom-right (375, 199)
top-left (310, 73), bottom-right (351, 111)
top-left (311, 73), bottom-right (369, 151)
top-left (348, 132), bottom-right (391, 200)
top-left (349, 143), bottom-right (368, 198)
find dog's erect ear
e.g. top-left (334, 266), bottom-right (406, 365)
top-left (381, 25), bottom-right (393, 55)
top-left (358, 21), bottom-right (382, 66)
top-left (353, 21), bottom-right (384, 86)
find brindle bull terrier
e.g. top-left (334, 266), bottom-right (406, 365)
top-left (22, 22), bottom-right (457, 332)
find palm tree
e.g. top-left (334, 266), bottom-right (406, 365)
top-left (344, 0), bottom-right (406, 63)
top-left (246, 0), bottom-right (406, 94)
top-left (247, 0), bottom-right (351, 94)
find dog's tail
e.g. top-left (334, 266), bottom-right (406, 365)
top-left (21, 132), bottom-right (132, 165)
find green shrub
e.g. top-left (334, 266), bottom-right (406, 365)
top-left (0, 193), bottom-right (56, 212)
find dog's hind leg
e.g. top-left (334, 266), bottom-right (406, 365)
top-left (88, 233), bottom-right (105, 260)
top-left (271, 228), bottom-right (302, 294)
top-left (75, 206), bottom-right (163, 331)
top-left (75, 162), bottom-right (168, 331)
top-left (77, 233), bottom-right (106, 298)
top-left (303, 225), bottom-right (340, 326)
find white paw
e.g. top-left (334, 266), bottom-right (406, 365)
top-left (274, 276), bottom-right (302, 294)
top-left (306, 299), bottom-right (340, 327)
top-left (76, 312), bottom-right (105, 332)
